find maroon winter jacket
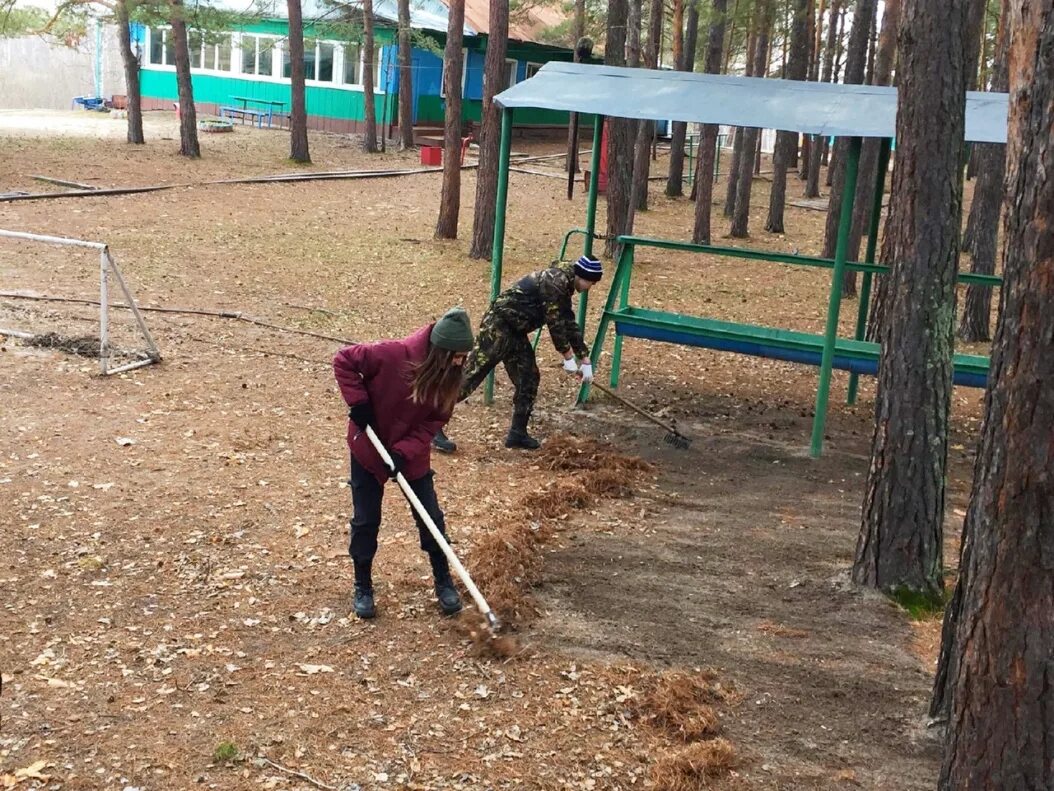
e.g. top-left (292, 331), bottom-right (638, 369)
top-left (333, 324), bottom-right (449, 484)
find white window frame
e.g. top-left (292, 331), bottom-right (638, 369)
top-left (525, 61), bottom-right (542, 79)
top-left (142, 26), bottom-right (381, 92)
top-left (503, 58), bottom-right (518, 89)
top-left (440, 47), bottom-right (468, 99)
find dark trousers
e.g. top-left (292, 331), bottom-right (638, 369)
top-left (348, 456), bottom-right (448, 566)
top-left (459, 313), bottom-right (540, 420)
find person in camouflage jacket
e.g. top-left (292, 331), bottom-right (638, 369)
top-left (434, 255), bottom-right (603, 451)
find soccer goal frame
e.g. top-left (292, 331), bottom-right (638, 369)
top-left (0, 229), bottom-right (162, 375)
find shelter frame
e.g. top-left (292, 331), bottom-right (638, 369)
top-left (485, 64), bottom-right (1008, 457)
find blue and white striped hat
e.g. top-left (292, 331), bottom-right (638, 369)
top-left (573, 255), bottom-right (604, 282)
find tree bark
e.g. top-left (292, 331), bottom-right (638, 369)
top-left (957, 5), bottom-right (1008, 343)
top-left (397, 0), bottom-right (413, 149)
top-left (938, 7), bottom-right (1054, 785)
top-left (604, 0), bottom-right (633, 257)
top-left (843, 0), bottom-right (901, 287)
top-left (629, 0), bottom-right (664, 216)
top-left (724, 13), bottom-right (757, 217)
top-left (434, 0), bottom-right (465, 239)
top-left (361, 0), bottom-right (379, 153)
top-left (821, 0), bottom-right (877, 297)
top-left (169, 0), bottom-right (199, 158)
top-left (468, 0), bottom-right (508, 259)
top-left (692, 0), bottom-right (728, 244)
top-left (806, 0), bottom-right (840, 197)
top-left (731, 0), bottom-right (773, 238)
top-left (564, 0), bottom-right (586, 175)
top-left (287, 0), bottom-right (310, 163)
top-left (765, 0), bottom-right (809, 233)
top-left (115, 0), bottom-right (144, 145)
top-left (852, 0), bottom-right (971, 600)
top-left (666, 0), bottom-right (700, 197)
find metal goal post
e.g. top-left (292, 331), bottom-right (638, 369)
top-left (0, 229), bottom-right (161, 375)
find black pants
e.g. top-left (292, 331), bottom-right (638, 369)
top-left (348, 456), bottom-right (447, 565)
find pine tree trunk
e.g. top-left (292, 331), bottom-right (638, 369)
top-left (564, 0), bottom-right (587, 175)
top-left (957, 3), bottom-right (1008, 341)
top-left (468, 0), bottom-right (509, 260)
top-left (725, 14), bottom-right (757, 217)
top-left (397, 0), bottom-right (413, 149)
top-left (821, 0), bottom-right (877, 298)
top-left (938, 8), bottom-right (1054, 784)
top-left (604, 0), bottom-right (633, 257)
top-left (731, 0), bottom-right (773, 238)
top-left (692, 0), bottom-right (728, 244)
top-left (844, 0), bottom-right (901, 286)
top-left (116, 0), bottom-right (144, 145)
top-left (629, 0), bottom-right (664, 215)
top-left (852, 0), bottom-right (970, 600)
top-left (560, 0), bottom-right (586, 174)
top-left (805, 0), bottom-right (840, 197)
top-left (361, 0), bottom-right (379, 153)
top-left (666, 0), bottom-right (700, 197)
top-left (169, 0), bottom-right (199, 158)
top-left (766, 0), bottom-right (810, 232)
top-left (287, 0), bottom-right (310, 163)
top-left (435, 0), bottom-right (465, 239)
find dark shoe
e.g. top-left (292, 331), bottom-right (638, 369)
top-left (505, 412), bottom-right (540, 450)
top-left (354, 584), bottom-right (376, 619)
top-left (434, 576), bottom-right (463, 616)
top-left (505, 428), bottom-right (541, 449)
top-left (432, 429), bottom-right (457, 454)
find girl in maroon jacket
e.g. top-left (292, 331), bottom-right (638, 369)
top-left (333, 308), bottom-right (475, 620)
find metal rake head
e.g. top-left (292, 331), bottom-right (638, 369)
top-left (664, 431), bottom-right (691, 450)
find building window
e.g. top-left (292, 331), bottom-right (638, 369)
top-left (213, 36), bottom-right (232, 71)
top-left (259, 39), bottom-right (274, 76)
top-left (148, 27), bottom-right (165, 65)
top-left (440, 49), bottom-right (468, 98)
top-left (526, 62), bottom-right (542, 79)
top-left (503, 58), bottom-right (518, 89)
top-left (188, 30), bottom-right (204, 69)
top-left (317, 41), bottom-right (335, 82)
top-left (343, 43), bottom-right (361, 85)
top-left (241, 35), bottom-right (257, 74)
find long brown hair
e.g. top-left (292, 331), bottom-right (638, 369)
top-left (408, 344), bottom-right (462, 414)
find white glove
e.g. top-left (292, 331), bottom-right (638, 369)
top-left (562, 357), bottom-right (578, 374)
top-left (579, 362), bottom-right (594, 383)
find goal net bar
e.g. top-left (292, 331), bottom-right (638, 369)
top-left (0, 229), bottom-right (162, 375)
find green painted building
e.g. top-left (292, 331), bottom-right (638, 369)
top-left (135, 0), bottom-right (583, 135)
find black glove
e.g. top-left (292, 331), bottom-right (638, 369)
top-left (348, 402), bottom-right (375, 432)
top-left (387, 452), bottom-right (406, 480)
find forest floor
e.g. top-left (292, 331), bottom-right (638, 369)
top-left (0, 110), bottom-right (991, 790)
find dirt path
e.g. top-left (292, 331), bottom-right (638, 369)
top-left (537, 407), bottom-right (947, 789)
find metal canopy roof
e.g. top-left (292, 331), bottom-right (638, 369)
top-left (495, 62), bottom-right (1009, 144)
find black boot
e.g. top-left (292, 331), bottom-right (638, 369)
top-left (353, 560), bottom-right (376, 619)
top-left (504, 412), bottom-right (540, 450)
top-left (429, 553), bottom-right (462, 616)
top-left (432, 428), bottom-right (457, 454)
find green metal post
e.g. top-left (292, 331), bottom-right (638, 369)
top-left (810, 136), bottom-right (861, 457)
top-left (484, 108), bottom-right (514, 406)
top-left (577, 115), bottom-right (604, 333)
top-left (577, 240), bottom-right (633, 405)
top-left (847, 138), bottom-right (892, 405)
top-left (609, 244), bottom-right (634, 387)
top-left (714, 133), bottom-right (722, 182)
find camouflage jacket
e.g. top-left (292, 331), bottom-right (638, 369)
top-left (490, 262), bottom-right (590, 358)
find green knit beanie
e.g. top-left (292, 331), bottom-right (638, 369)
top-left (430, 307), bottom-right (475, 352)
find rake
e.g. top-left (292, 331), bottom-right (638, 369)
top-left (588, 380), bottom-right (692, 450)
top-left (364, 425), bottom-right (502, 634)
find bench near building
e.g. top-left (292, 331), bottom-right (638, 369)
top-left (135, 0), bottom-right (582, 137)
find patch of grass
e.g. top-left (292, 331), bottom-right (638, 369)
top-left (889, 585), bottom-right (949, 620)
top-left (213, 741), bottom-right (239, 763)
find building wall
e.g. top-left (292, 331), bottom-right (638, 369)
top-left (0, 23), bottom-right (126, 110)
